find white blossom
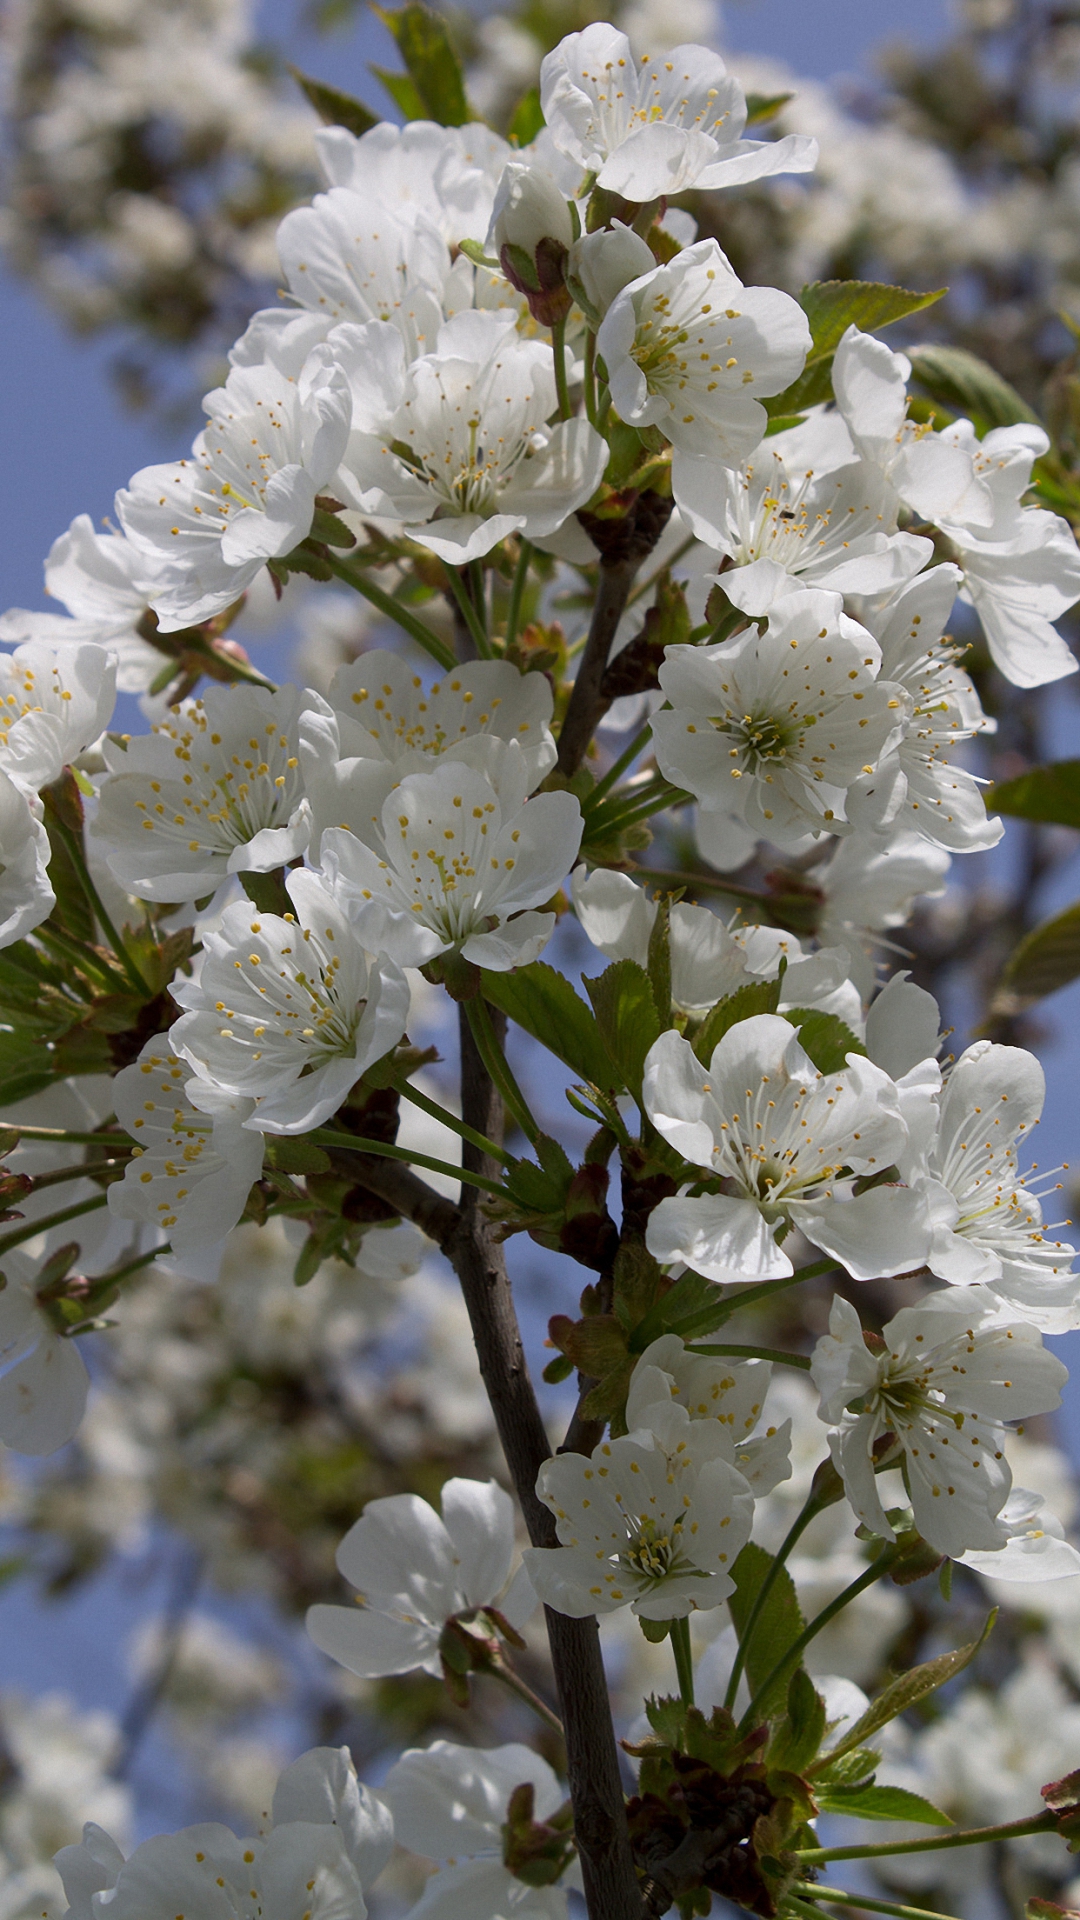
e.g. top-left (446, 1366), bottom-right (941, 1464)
top-left (330, 310), bottom-right (607, 564)
top-left (307, 1478), bottom-right (534, 1680)
top-left (565, 223), bottom-right (655, 323)
top-left (298, 652), bottom-right (556, 840)
top-left (107, 1037), bottom-right (264, 1264)
top-left (935, 420), bottom-right (1080, 688)
top-left (0, 768), bottom-right (55, 950)
top-left (816, 828), bottom-right (952, 997)
top-left (539, 23), bottom-right (816, 202)
top-left (596, 239), bottom-right (811, 461)
top-left (0, 516), bottom-right (164, 695)
top-left (0, 1251), bottom-right (89, 1456)
top-left (383, 1741), bottom-right (571, 1920)
top-left (169, 869), bottom-right (410, 1133)
top-left (54, 1744), bottom-right (391, 1920)
top-left (643, 1014), bottom-right (930, 1284)
top-left (651, 587), bottom-right (908, 844)
top-left (831, 325), bottom-right (991, 524)
top-left (319, 747), bottom-right (581, 972)
top-left (958, 1486), bottom-right (1080, 1582)
top-left (117, 353), bottom-right (353, 631)
top-left (313, 119), bottom-right (512, 249)
top-left (93, 682), bottom-right (311, 901)
top-left (626, 1334), bottom-right (792, 1493)
top-left (672, 412), bottom-right (933, 611)
top-left (524, 1395), bottom-right (754, 1618)
top-left (275, 187), bottom-right (449, 358)
top-left (811, 1289), bottom-right (1067, 1557)
top-left (0, 643), bottom-right (116, 798)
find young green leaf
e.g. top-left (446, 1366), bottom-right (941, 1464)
top-left (815, 1783), bottom-right (953, 1826)
top-left (818, 1612), bottom-right (996, 1768)
top-left (766, 279), bottom-right (946, 417)
top-left (1000, 901), bottom-right (1080, 1005)
top-left (372, 3), bottom-right (469, 126)
top-left (988, 760), bottom-right (1080, 830)
top-left (584, 959), bottom-right (664, 1104)
top-left (288, 67), bottom-right (379, 135)
top-left (507, 86), bottom-right (545, 145)
top-left (691, 978), bottom-right (781, 1065)
top-left (907, 343), bottom-right (1041, 435)
top-left (783, 1009), bottom-right (867, 1073)
top-left (768, 1666), bottom-right (827, 1774)
top-left (727, 1542), bottom-right (807, 1722)
top-left (481, 963), bottom-right (614, 1089)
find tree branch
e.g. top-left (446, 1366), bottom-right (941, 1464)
top-left (449, 1004), bottom-right (645, 1920)
top-left (557, 492), bottom-right (674, 778)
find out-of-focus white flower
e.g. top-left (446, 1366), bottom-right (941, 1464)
top-left (94, 682), bottom-right (311, 900)
top-left (307, 1477), bottom-right (535, 1680)
top-left (320, 746), bottom-right (581, 972)
top-left (0, 516), bottom-right (163, 696)
top-left (812, 1289), bottom-right (1067, 1557)
top-left (0, 1251), bottom-right (90, 1456)
top-left (330, 310), bottom-right (607, 565)
top-left (170, 869), bottom-right (410, 1133)
top-left (0, 768), bottom-right (55, 950)
top-left (643, 1014), bottom-right (929, 1284)
top-left (107, 1036), bottom-right (264, 1264)
top-left (525, 1397), bottom-right (754, 1619)
top-left (652, 589), bottom-right (908, 845)
top-left (596, 239), bottom-right (810, 461)
top-left (299, 652), bottom-right (556, 839)
top-left (540, 23), bottom-right (816, 202)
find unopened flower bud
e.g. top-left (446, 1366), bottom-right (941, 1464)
top-left (565, 223), bottom-right (655, 324)
top-left (490, 161), bottom-right (574, 327)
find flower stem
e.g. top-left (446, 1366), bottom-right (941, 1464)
top-left (792, 1883), bottom-right (965, 1920)
top-left (552, 316), bottom-right (572, 420)
top-left (27, 1158), bottom-right (129, 1193)
top-left (738, 1544), bottom-right (900, 1733)
top-left (5, 1127), bottom-right (131, 1145)
top-left (311, 1128), bottom-right (504, 1195)
top-left (322, 553), bottom-right (456, 670)
top-left (49, 820), bottom-right (152, 999)
top-left (795, 1811), bottom-right (1056, 1866)
top-left (689, 1343), bottom-right (811, 1370)
top-left (584, 778), bottom-right (692, 838)
top-left (0, 1191), bottom-right (109, 1256)
top-left (446, 565), bottom-right (492, 659)
top-left (506, 540), bottom-right (533, 648)
top-left (490, 1658), bottom-right (566, 1738)
top-left (180, 632), bottom-right (277, 690)
top-left (664, 1260), bottom-right (836, 1343)
top-left (626, 863), bottom-right (771, 905)
top-left (583, 330), bottom-right (598, 427)
top-left (584, 722), bottom-right (654, 808)
top-left (464, 997), bottom-right (540, 1144)
top-left (392, 1075), bottom-right (512, 1166)
top-left (723, 1488), bottom-right (826, 1711)
top-left (670, 1615), bottom-right (695, 1708)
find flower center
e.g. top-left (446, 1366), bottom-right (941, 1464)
top-left (621, 1516), bottom-right (683, 1584)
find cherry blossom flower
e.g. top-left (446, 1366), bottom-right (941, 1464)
top-left (831, 325), bottom-right (990, 525)
top-left (539, 23), bottom-right (816, 202)
top-left (0, 514), bottom-right (164, 694)
top-left (117, 351), bottom-right (353, 631)
top-left (307, 1478), bottom-right (535, 1681)
top-left (0, 641), bottom-right (116, 798)
top-left (276, 187), bottom-right (449, 354)
top-left (313, 119), bottom-right (513, 248)
top-left (0, 1250), bottom-right (89, 1456)
top-left (595, 239), bottom-right (811, 462)
top-left (524, 1394), bottom-right (755, 1619)
top-left (626, 1334), bottom-right (792, 1493)
top-left (651, 587), bottom-right (908, 844)
top-left (319, 747), bottom-right (581, 972)
top-left (299, 653), bottom-right (556, 840)
top-left (642, 1013), bottom-right (930, 1284)
top-left (383, 1741), bottom-right (573, 1920)
top-left (107, 1037), bottom-right (264, 1265)
top-left (330, 310), bottom-right (607, 564)
top-left (54, 1744), bottom-right (392, 1920)
top-left (94, 682), bottom-right (312, 902)
top-left (169, 869), bottom-right (410, 1134)
top-left (0, 766), bottom-right (55, 950)
top-left (811, 1289), bottom-right (1068, 1557)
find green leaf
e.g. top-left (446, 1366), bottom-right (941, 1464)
top-left (691, 978), bottom-right (780, 1065)
top-left (768, 1666), bottom-right (826, 1774)
top-left (907, 344), bottom-right (1041, 435)
top-left (988, 760), bottom-right (1080, 829)
top-left (481, 962), bottom-right (613, 1088)
top-left (727, 1542), bottom-right (806, 1722)
top-left (507, 85), bottom-right (544, 145)
top-left (372, 3), bottom-right (469, 126)
top-left (264, 1139), bottom-right (331, 1176)
top-left (783, 1009), bottom-right (867, 1073)
top-left (369, 64), bottom-right (426, 120)
top-left (745, 91), bottom-right (793, 124)
top-left (289, 66), bottom-right (379, 134)
top-left (0, 1026), bottom-right (61, 1104)
top-left (1001, 901), bottom-right (1080, 1004)
top-left (820, 1612), bottom-right (996, 1767)
top-left (646, 895), bottom-right (672, 1022)
top-left (767, 280), bottom-right (947, 419)
top-left (816, 1784), bottom-right (953, 1826)
top-left (584, 959), bottom-right (663, 1104)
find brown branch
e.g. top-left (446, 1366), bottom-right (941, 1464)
top-left (449, 1004), bottom-right (646, 1920)
top-left (348, 1154), bottom-right (461, 1248)
top-left (557, 492), bottom-right (674, 778)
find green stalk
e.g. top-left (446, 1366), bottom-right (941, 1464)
top-left (311, 1128), bottom-right (503, 1195)
top-left (795, 1811), bottom-right (1056, 1866)
top-left (101, 1245), bottom-right (171, 1286)
top-left (664, 1260), bottom-right (836, 1344)
top-left (583, 330), bottom-right (598, 428)
top-left (35, 922), bottom-right (128, 994)
top-left (0, 1192), bottom-right (109, 1256)
top-left (552, 315), bottom-right (572, 420)
top-left (585, 723), bottom-right (654, 809)
top-left (738, 1545), bottom-right (899, 1734)
top-left (6, 1127), bottom-right (131, 1145)
top-left (490, 1660), bottom-right (565, 1739)
top-left (49, 820), bottom-right (151, 999)
top-left (625, 537), bottom-right (697, 609)
top-left (669, 1615), bottom-right (695, 1708)
top-left (793, 1885), bottom-right (964, 1920)
top-left (689, 1343), bottom-right (811, 1370)
top-left (179, 632), bottom-right (277, 690)
top-left (464, 997), bottom-right (540, 1145)
top-left (469, 559), bottom-right (491, 651)
top-left (26, 1158), bottom-right (129, 1194)
top-left (723, 1487), bottom-right (826, 1711)
top-left (322, 553), bottom-right (456, 670)
top-left (506, 540), bottom-right (533, 648)
top-left (584, 779), bottom-right (693, 839)
top-left (626, 864), bottom-right (771, 906)
top-left (446, 566), bottom-right (492, 658)
top-left (392, 1075), bottom-right (511, 1166)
